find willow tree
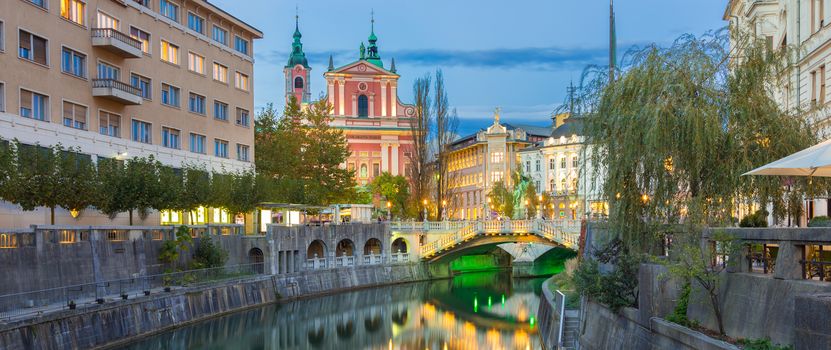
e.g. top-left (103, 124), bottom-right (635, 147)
top-left (576, 30), bottom-right (816, 253)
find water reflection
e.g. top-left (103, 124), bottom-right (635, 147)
top-left (118, 271), bottom-right (544, 350)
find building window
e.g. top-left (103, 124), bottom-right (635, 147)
top-left (549, 179), bottom-right (555, 192)
top-left (212, 25), bottom-right (227, 45)
top-left (19, 30), bottom-right (48, 66)
top-left (560, 157), bottom-right (566, 169)
top-left (549, 158), bottom-right (555, 170)
top-left (0, 83), bottom-right (4, 112)
top-left (373, 163), bottom-right (380, 177)
top-left (188, 52), bottom-right (204, 74)
top-left (132, 0), bottom-right (149, 8)
top-left (188, 93), bottom-right (206, 114)
top-left (130, 74), bottom-right (151, 99)
top-left (129, 27), bottom-right (150, 54)
top-left (214, 139), bottom-right (228, 158)
top-left (536, 159), bottom-right (541, 171)
top-left (236, 108), bottom-right (249, 127)
top-left (161, 83), bottom-right (180, 107)
top-left (560, 178), bottom-right (566, 192)
top-left (62, 101), bottom-right (87, 130)
top-left (27, 0), bottom-right (48, 9)
top-left (491, 152), bottom-right (504, 163)
top-left (237, 144), bottom-right (249, 162)
top-left (161, 40), bottom-right (179, 64)
top-left (525, 160), bottom-right (531, 173)
top-left (162, 127), bottom-right (180, 149)
top-left (0, 21), bottom-right (4, 52)
top-left (99, 111), bottom-right (120, 137)
top-left (61, 47), bottom-right (86, 78)
top-left (357, 94), bottom-right (369, 117)
top-left (190, 133), bottom-right (205, 154)
top-left (572, 156), bottom-right (578, 168)
top-left (294, 76), bottom-right (303, 89)
top-left (60, 0), bottom-right (86, 26)
top-left (491, 171), bottom-right (503, 183)
top-left (235, 72), bottom-right (249, 91)
top-left (97, 62), bottom-right (120, 80)
top-left (96, 11), bottom-right (118, 29)
top-left (212, 62), bottom-right (228, 83)
top-left (187, 12), bottom-right (203, 34)
top-left (821, 65), bottom-right (827, 105)
top-left (20, 89), bottom-right (48, 121)
top-left (131, 119), bottom-right (152, 144)
top-left (234, 36), bottom-right (249, 55)
top-left (159, 0), bottom-right (179, 22)
top-left (213, 100), bottom-right (228, 121)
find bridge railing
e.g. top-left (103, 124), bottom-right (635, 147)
top-left (363, 254), bottom-right (383, 265)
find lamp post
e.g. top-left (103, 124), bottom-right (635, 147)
top-left (422, 199), bottom-right (428, 222)
top-left (386, 201), bottom-right (392, 222)
top-left (538, 195), bottom-right (544, 220)
top-left (441, 200), bottom-right (447, 221)
top-left (525, 199), bottom-right (530, 220)
top-left (485, 196), bottom-right (492, 220)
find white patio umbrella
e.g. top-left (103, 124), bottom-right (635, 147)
top-left (744, 138), bottom-right (831, 178)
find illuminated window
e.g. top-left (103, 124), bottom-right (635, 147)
top-left (161, 40), bottom-right (179, 64)
top-left (491, 152), bottom-right (504, 163)
top-left (235, 72), bottom-right (250, 91)
top-left (188, 52), bottom-right (205, 74)
top-left (61, 0), bottom-right (85, 26)
top-left (213, 208), bottom-right (230, 224)
top-left (96, 11), bottom-right (118, 29)
top-left (161, 210), bottom-right (181, 225)
top-left (491, 171), bottom-right (503, 182)
top-left (191, 207), bottom-right (207, 224)
top-left (129, 27), bottom-right (150, 54)
top-left (213, 62), bottom-right (228, 83)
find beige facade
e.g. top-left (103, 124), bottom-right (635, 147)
top-left (0, 0), bottom-right (262, 228)
top-left (728, 0), bottom-right (831, 223)
top-left (445, 110), bottom-right (550, 220)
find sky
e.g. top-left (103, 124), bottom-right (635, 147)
top-left (211, 0), bottom-right (728, 136)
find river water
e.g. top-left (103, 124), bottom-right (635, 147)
top-left (118, 271), bottom-right (547, 350)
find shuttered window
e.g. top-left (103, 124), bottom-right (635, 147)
top-left (19, 30), bottom-right (48, 65)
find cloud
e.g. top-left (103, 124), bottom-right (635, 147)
top-left (258, 46), bottom-right (610, 71)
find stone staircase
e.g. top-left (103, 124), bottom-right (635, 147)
top-left (561, 309), bottom-right (580, 349)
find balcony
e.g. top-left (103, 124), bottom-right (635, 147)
top-left (92, 79), bottom-right (143, 105)
top-left (91, 28), bottom-right (143, 58)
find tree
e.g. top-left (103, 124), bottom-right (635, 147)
top-left (488, 180), bottom-right (514, 219)
top-left (370, 172), bottom-right (410, 217)
top-left (666, 231), bottom-right (740, 335)
top-left (55, 148), bottom-right (96, 221)
top-left (573, 31), bottom-right (816, 253)
top-left (255, 100), bottom-right (305, 203)
top-left (181, 165), bottom-right (211, 223)
top-left (122, 156), bottom-right (162, 225)
top-left (191, 234), bottom-right (228, 269)
top-left (8, 143), bottom-right (60, 223)
top-left (302, 98), bottom-right (357, 205)
top-left (154, 165), bottom-right (183, 213)
top-left (94, 157), bottom-right (126, 219)
top-left (433, 70), bottom-right (460, 219)
top-left (408, 75), bottom-right (432, 220)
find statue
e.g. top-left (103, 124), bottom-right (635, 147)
top-left (494, 107), bottom-right (501, 124)
top-left (360, 42), bottom-right (366, 60)
top-left (512, 171), bottom-right (531, 219)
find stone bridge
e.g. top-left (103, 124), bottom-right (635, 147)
top-left (390, 219), bottom-right (582, 263)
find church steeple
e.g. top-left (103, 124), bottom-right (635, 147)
top-left (286, 11), bottom-right (309, 68)
top-left (365, 11), bottom-right (384, 68)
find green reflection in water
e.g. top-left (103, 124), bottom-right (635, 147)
top-left (117, 270), bottom-right (558, 350)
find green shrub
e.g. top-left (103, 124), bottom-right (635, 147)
top-left (666, 282), bottom-right (698, 328)
top-left (738, 338), bottom-right (792, 350)
top-left (808, 216), bottom-right (831, 227)
top-left (739, 210), bottom-right (768, 228)
top-left (191, 235), bottom-right (228, 269)
top-left (573, 244), bottom-right (640, 312)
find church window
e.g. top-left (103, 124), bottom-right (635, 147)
top-left (358, 94), bottom-right (369, 117)
top-left (294, 76), bottom-right (303, 89)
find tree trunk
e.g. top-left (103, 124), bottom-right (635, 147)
top-left (709, 291), bottom-right (725, 335)
top-left (129, 210), bottom-right (134, 226)
top-left (50, 206), bottom-right (55, 225)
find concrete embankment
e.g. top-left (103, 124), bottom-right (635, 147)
top-left (0, 263), bottom-right (436, 350)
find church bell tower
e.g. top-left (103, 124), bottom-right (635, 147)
top-left (284, 14), bottom-right (311, 105)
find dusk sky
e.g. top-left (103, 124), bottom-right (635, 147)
top-left (212, 1), bottom-right (728, 136)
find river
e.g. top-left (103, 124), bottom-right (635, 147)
top-left (118, 271), bottom-right (547, 350)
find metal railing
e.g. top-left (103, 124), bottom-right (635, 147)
top-left (92, 78), bottom-right (142, 97)
top-left (91, 28), bottom-right (143, 51)
top-left (0, 263), bottom-right (264, 321)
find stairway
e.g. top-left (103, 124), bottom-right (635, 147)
top-left (560, 310), bottom-right (580, 349)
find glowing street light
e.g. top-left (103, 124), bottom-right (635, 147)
top-left (386, 201), bottom-right (392, 221)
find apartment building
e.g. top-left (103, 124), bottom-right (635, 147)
top-left (445, 110), bottom-right (550, 220)
top-left (727, 0), bottom-right (831, 222)
top-left (0, 0), bottom-right (262, 227)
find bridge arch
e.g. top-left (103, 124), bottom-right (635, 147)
top-left (363, 238), bottom-right (382, 255)
top-left (391, 237), bottom-right (409, 254)
top-left (336, 239), bottom-right (355, 257)
top-left (427, 234), bottom-right (565, 263)
top-left (336, 319), bottom-right (355, 339)
top-left (307, 240), bottom-right (327, 259)
top-left (391, 307), bottom-right (408, 326)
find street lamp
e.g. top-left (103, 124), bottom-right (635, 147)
top-left (441, 200), bottom-right (447, 221)
top-left (525, 199), bottom-right (530, 220)
top-left (422, 199), bottom-right (428, 222)
top-left (386, 201), bottom-right (392, 221)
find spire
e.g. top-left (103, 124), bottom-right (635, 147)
top-left (390, 57), bottom-right (396, 73)
top-left (328, 55), bottom-right (334, 71)
top-left (286, 9), bottom-right (309, 68)
top-left (365, 10), bottom-right (383, 68)
top-left (609, 0), bottom-right (617, 81)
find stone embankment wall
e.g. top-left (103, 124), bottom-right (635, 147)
top-left (537, 278), bottom-right (562, 350)
top-left (0, 262), bottom-right (436, 350)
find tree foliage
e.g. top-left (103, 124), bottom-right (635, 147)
top-left (370, 172), bottom-right (410, 217)
top-left (488, 180), bottom-right (514, 219)
top-left (571, 30), bottom-right (817, 252)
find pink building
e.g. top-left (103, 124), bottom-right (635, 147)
top-left (285, 18), bottom-right (415, 185)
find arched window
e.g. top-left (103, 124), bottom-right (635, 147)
top-left (358, 95), bottom-right (369, 117)
top-left (294, 76), bottom-right (303, 89)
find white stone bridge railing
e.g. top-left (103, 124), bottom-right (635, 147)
top-left (390, 219), bottom-right (582, 259)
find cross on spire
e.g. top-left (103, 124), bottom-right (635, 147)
top-left (371, 9), bottom-right (375, 33)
